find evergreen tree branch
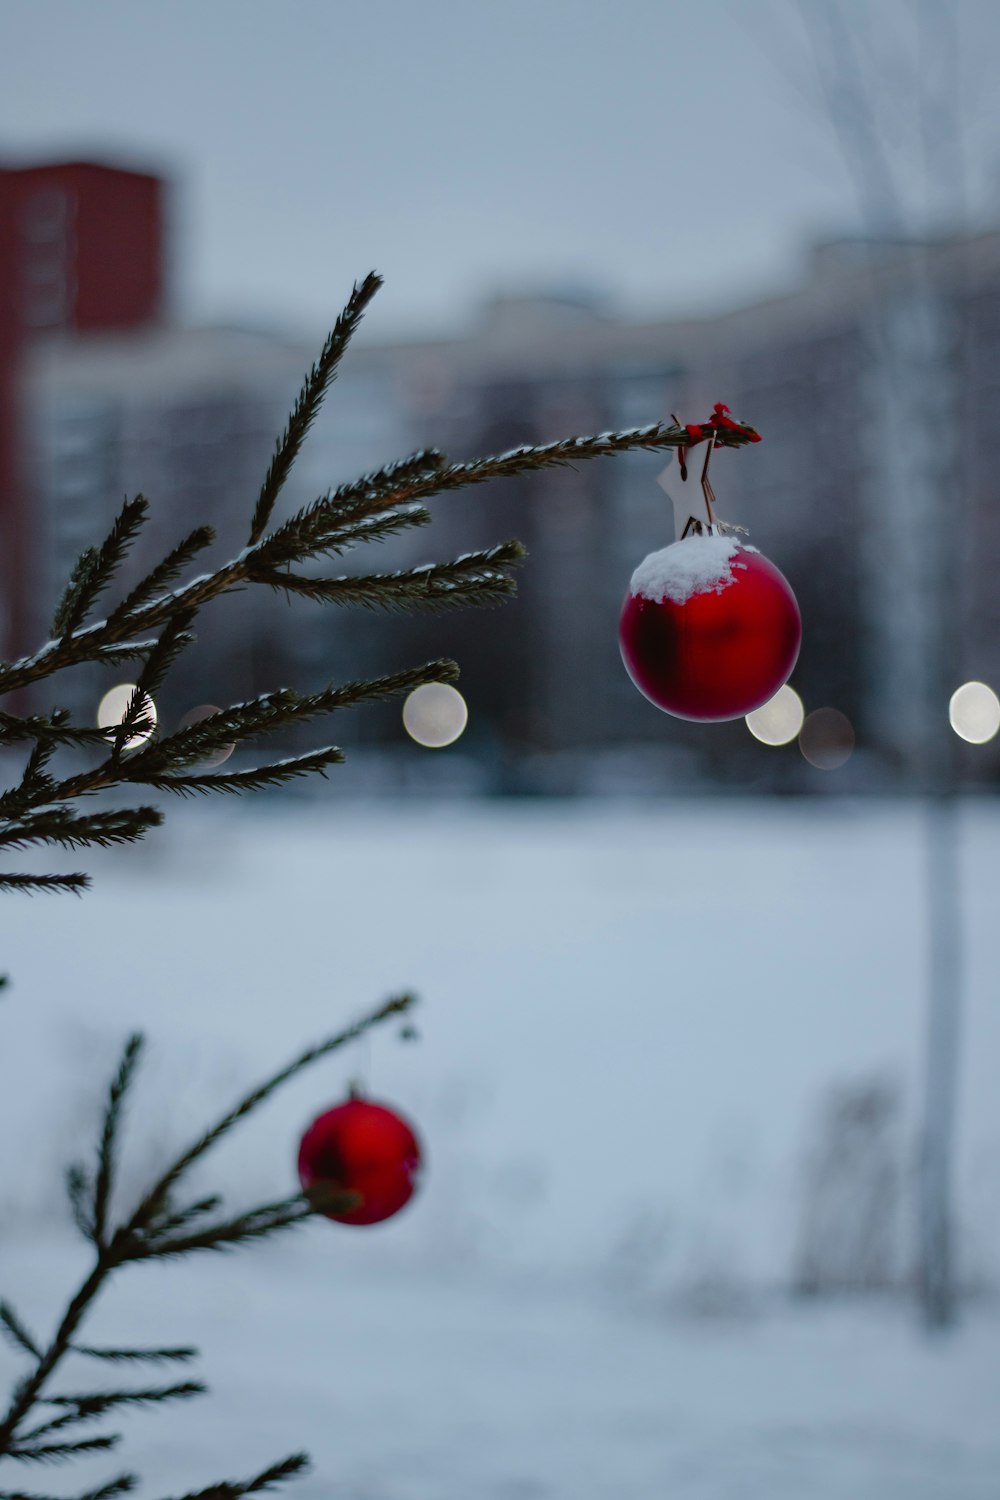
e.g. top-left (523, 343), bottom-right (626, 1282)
top-left (156, 1452), bottom-right (309, 1500)
top-left (0, 995), bottom-right (416, 1466)
top-left (132, 612), bottom-right (198, 711)
top-left (5, 1435), bottom-right (119, 1465)
top-left (0, 875), bottom-right (89, 896)
top-left (0, 1310), bottom-right (40, 1362)
top-left (141, 748), bottom-right (345, 798)
top-left (80, 1478), bottom-right (137, 1500)
top-left (0, 417), bottom-right (756, 700)
top-left (50, 550), bottom-right (101, 642)
top-left (52, 499), bottom-right (149, 640)
top-left (0, 1479), bottom-right (136, 1500)
top-left (70, 1348), bottom-right (197, 1367)
top-left (125, 994), bottom-right (415, 1233)
top-left (66, 1167), bottom-right (94, 1242)
top-left (119, 660), bottom-right (455, 781)
top-left (0, 809), bottom-right (162, 855)
top-left (0, 712), bottom-right (108, 749)
top-left (106, 528), bottom-right (214, 632)
top-left (318, 503), bottom-right (433, 554)
top-left (248, 272), bottom-right (383, 545)
top-left (92, 1036), bottom-right (144, 1249)
top-left (259, 452), bottom-right (445, 566)
top-left (252, 540), bottom-right (525, 612)
top-left (40, 1382), bottom-right (205, 1426)
top-left (123, 1197), bottom-right (317, 1262)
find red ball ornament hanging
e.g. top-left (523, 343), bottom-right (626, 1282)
top-left (618, 532), bottom-right (802, 721)
top-left (297, 1095), bottom-right (422, 1226)
top-left (619, 410), bottom-right (800, 722)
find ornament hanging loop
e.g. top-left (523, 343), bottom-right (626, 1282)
top-left (699, 430), bottom-right (719, 531)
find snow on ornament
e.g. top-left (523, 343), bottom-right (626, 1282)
top-left (297, 1092), bottom-right (422, 1227)
top-left (618, 407), bottom-right (801, 722)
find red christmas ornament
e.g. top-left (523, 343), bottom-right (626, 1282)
top-left (297, 1096), bottom-right (422, 1226)
top-left (619, 532), bottom-right (801, 721)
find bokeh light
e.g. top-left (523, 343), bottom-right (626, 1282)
top-left (745, 684), bottom-right (805, 746)
top-left (177, 705), bottom-right (236, 768)
top-left (97, 684), bottom-right (157, 751)
top-left (402, 683), bottom-right (468, 748)
top-left (948, 681), bottom-right (1000, 744)
top-left (799, 708), bottom-right (855, 770)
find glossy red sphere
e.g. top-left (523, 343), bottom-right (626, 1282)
top-left (619, 545), bottom-right (801, 721)
top-left (297, 1097), bottom-right (422, 1226)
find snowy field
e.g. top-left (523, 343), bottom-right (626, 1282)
top-left (1, 797), bottom-right (999, 1497)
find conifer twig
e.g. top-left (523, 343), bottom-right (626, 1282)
top-left (70, 1348), bottom-right (197, 1367)
top-left (0, 875), bottom-right (89, 896)
top-left (156, 1452), bottom-right (310, 1500)
top-left (92, 1037), bottom-right (144, 1248)
top-left (0, 1309), bottom-right (40, 1362)
top-left (0, 994), bottom-right (416, 1471)
top-left (248, 272), bottom-right (383, 545)
top-left (52, 498), bottom-right (149, 641)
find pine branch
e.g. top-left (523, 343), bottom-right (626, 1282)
top-left (142, 1197), bottom-right (222, 1238)
top-left (116, 691), bottom-right (299, 775)
top-left (259, 451), bottom-right (446, 566)
top-left (318, 503), bottom-right (433, 553)
top-left (70, 1347), bottom-right (197, 1367)
top-left (248, 272), bottom-right (383, 545)
top-left (52, 499), bottom-right (149, 640)
top-left (40, 1382), bottom-right (205, 1426)
top-left (0, 417), bottom-right (756, 700)
top-left (0, 713), bottom-right (109, 748)
top-left (91, 641), bottom-right (163, 668)
top-left (143, 748), bottom-right (345, 798)
top-left (156, 1452), bottom-right (310, 1500)
top-left (93, 1036), bottom-right (145, 1248)
top-left (122, 660), bottom-right (456, 780)
top-left (107, 612), bottom-right (194, 764)
top-left (0, 1480), bottom-right (136, 1500)
top-left (79, 1478), bottom-right (137, 1500)
top-left (6, 1434), bottom-right (119, 1465)
top-left (132, 611), bottom-right (198, 708)
top-left (0, 998), bottom-right (414, 1468)
top-left (125, 1197), bottom-right (316, 1262)
top-left (0, 1308), bottom-right (40, 1361)
top-left (0, 808), bottom-right (162, 855)
top-left (253, 540), bottom-right (525, 612)
top-left (106, 527), bottom-right (215, 631)
top-left (125, 994), bottom-right (415, 1233)
top-left (65, 1166), bottom-right (94, 1242)
top-left (50, 550), bottom-right (100, 641)
top-left (0, 875), bottom-right (89, 896)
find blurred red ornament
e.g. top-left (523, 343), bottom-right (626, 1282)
top-left (619, 533), bottom-right (801, 721)
top-left (297, 1096), bottom-right (422, 1226)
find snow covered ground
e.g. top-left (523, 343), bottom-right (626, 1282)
top-left (1, 797), bottom-right (999, 1496)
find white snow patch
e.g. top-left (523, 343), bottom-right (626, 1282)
top-left (630, 533), bottom-right (756, 605)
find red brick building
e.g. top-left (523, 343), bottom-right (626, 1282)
top-left (0, 160), bottom-right (164, 657)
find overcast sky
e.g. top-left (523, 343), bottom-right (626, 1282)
top-left (2, 0), bottom-right (999, 340)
